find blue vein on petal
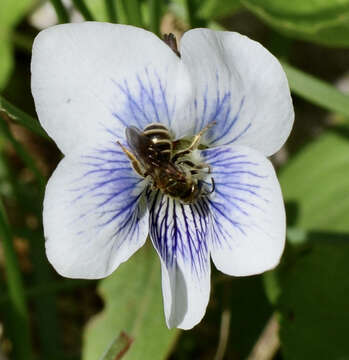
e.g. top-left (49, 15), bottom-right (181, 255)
top-left (192, 73), bottom-right (250, 146)
top-left (147, 189), bottom-right (210, 277)
top-left (110, 68), bottom-right (250, 145)
top-left (67, 146), bottom-right (146, 251)
top-left (110, 68), bottom-right (175, 132)
top-left (201, 147), bottom-right (270, 249)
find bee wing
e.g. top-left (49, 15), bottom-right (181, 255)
top-left (126, 126), bottom-right (154, 166)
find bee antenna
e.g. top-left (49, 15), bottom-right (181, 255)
top-left (201, 177), bottom-right (215, 197)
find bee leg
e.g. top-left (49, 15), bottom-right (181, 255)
top-left (194, 162), bottom-right (211, 173)
top-left (183, 160), bottom-right (211, 172)
top-left (202, 177), bottom-right (215, 196)
top-left (173, 121), bottom-right (216, 162)
top-left (208, 177), bottom-right (215, 194)
top-left (116, 141), bottom-right (145, 177)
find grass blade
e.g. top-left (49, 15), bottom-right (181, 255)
top-left (148, 0), bottom-right (163, 36)
top-left (0, 115), bottom-right (45, 190)
top-left (72, 0), bottom-right (94, 21)
top-left (121, 0), bottom-right (143, 27)
top-left (49, 0), bottom-right (70, 23)
top-left (104, 0), bottom-right (118, 23)
top-left (0, 96), bottom-right (49, 140)
top-left (0, 201), bottom-right (33, 360)
top-left (282, 61), bottom-right (349, 119)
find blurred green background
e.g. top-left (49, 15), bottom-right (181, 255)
top-left (1, 0), bottom-right (349, 359)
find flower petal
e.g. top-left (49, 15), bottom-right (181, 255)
top-left (31, 22), bottom-right (191, 154)
top-left (147, 191), bottom-right (211, 329)
top-left (201, 145), bottom-right (285, 276)
top-left (44, 144), bottom-right (148, 279)
top-left (180, 29), bottom-right (294, 156)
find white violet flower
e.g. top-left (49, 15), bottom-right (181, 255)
top-left (31, 22), bottom-right (294, 330)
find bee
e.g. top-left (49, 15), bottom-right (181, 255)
top-left (117, 122), bottom-right (215, 204)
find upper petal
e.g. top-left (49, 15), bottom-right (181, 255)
top-left (201, 145), bottom-right (285, 276)
top-left (147, 191), bottom-right (211, 329)
top-left (31, 22), bottom-right (191, 154)
top-left (44, 144), bottom-right (148, 279)
top-left (180, 29), bottom-right (294, 155)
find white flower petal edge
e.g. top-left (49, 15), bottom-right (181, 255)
top-left (201, 145), bottom-right (285, 276)
top-left (147, 192), bottom-right (211, 329)
top-left (31, 22), bottom-right (192, 155)
top-left (160, 258), bottom-right (211, 330)
top-left (180, 29), bottom-right (294, 156)
top-left (44, 145), bottom-right (148, 279)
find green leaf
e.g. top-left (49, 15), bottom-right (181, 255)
top-left (198, 0), bottom-right (241, 20)
top-left (0, 30), bottom-right (13, 90)
top-left (280, 128), bottom-right (349, 231)
top-left (242, 0), bottom-right (349, 47)
top-left (277, 238), bottom-right (349, 360)
top-left (282, 62), bottom-right (349, 120)
top-left (0, 0), bottom-right (33, 27)
top-left (0, 0), bottom-right (36, 89)
top-left (275, 130), bottom-right (349, 360)
top-left (82, 244), bottom-right (179, 360)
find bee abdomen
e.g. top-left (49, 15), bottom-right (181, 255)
top-left (144, 123), bottom-right (172, 160)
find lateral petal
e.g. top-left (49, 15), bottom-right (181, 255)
top-left (201, 145), bottom-right (285, 276)
top-left (44, 144), bottom-right (148, 278)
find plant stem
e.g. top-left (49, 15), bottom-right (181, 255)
top-left (49, 0), bottom-right (70, 23)
top-left (0, 96), bottom-right (49, 140)
top-left (0, 202), bottom-right (33, 360)
top-left (100, 331), bottom-right (133, 360)
top-left (121, 0), bottom-right (143, 27)
top-left (246, 313), bottom-right (280, 360)
top-left (148, 0), bottom-right (163, 35)
top-left (72, 0), bottom-right (94, 21)
top-left (104, 0), bottom-right (118, 23)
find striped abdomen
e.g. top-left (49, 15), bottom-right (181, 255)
top-left (143, 123), bottom-right (173, 161)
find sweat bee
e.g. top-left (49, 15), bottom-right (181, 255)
top-left (117, 122), bottom-right (215, 204)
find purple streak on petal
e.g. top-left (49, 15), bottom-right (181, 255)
top-left (208, 97), bottom-right (245, 145)
top-left (196, 86), bottom-right (208, 133)
top-left (110, 69), bottom-right (175, 132)
top-left (155, 72), bottom-right (172, 126)
top-left (225, 122), bottom-right (252, 145)
top-left (67, 143), bottom-right (147, 249)
top-left (147, 190), bottom-right (211, 278)
top-left (191, 72), bottom-right (250, 146)
top-left (113, 79), bottom-right (150, 128)
top-left (201, 146), bottom-right (271, 249)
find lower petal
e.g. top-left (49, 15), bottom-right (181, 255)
top-left (201, 145), bottom-right (285, 276)
top-left (44, 145), bottom-right (149, 279)
top-left (147, 191), bottom-right (211, 329)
